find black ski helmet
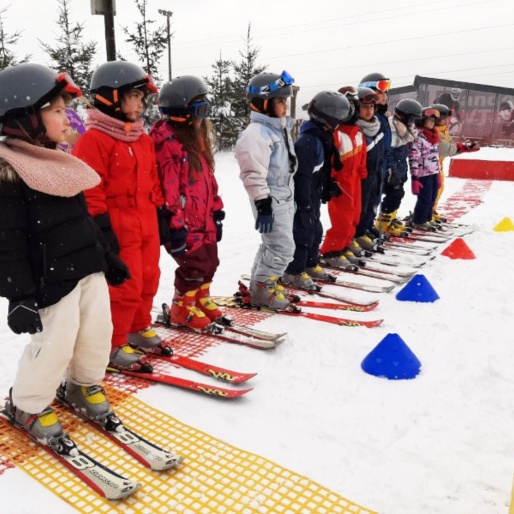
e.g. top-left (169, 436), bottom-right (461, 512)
top-left (430, 103), bottom-right (452, 117)
top-left (90, 61), bottom-right (157, 117)
top-left (159, 75), bottom-right (210, 123)
top-left (395, 98), bottom-right (423, 123)
top-left (0, 63), bottom-right (82, 141)
top-left (246, 71), bottom-right (294, 116)
top-left (338, 86), bottom-right (359, 124)
top-left (308, 91), bottom-right (351, 130)
top-left (357, 87), bottom-right (379, 105)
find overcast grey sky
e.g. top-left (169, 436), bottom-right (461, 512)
top-left (3, 0), bottom-right (514, 111)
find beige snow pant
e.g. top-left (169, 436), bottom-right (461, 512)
top-left (12, 272), bottom-right (113, 414)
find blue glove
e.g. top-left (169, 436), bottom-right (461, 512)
top-left (166, 227), bottom-right (188, 258)
top-left (254, 197), bottom-right (273, 234)
top-left (214, 210), bottom-right (225, 242)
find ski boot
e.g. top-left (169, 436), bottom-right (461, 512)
top-left (127, 327), bottom-right (172, 356)
top-left (109, 345), bottom-right (153, 372)
top-left (352, 237), bottom-right (376, 255)
top-left (305, 264), bottom-right (336, 282)
top-left (250, 276), bottom-right (293, 311)
top-left (343, 248), bottom-right (366, 266)
top-left (4, 388), bottom-right (64, 445)
top-left (281, 272), bottom-right (319, 291)
top-left (61, 382), bottom-right (112, 423)
top-left (320, 252), bottom-right (359, 271)
top-left (171, 289), bottom-right (211, 331)
top-left (195, 282), bottom-right (223, 321)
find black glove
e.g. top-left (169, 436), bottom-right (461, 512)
top-left (105, 251), bottom-right (131, 286)
top-left (166, 227), bottom-right (188, 258)
top-left (254, 197), bottom-right (273, 234)
top-left (7, 297), bottom-right (43, 335)
top-left (214, 210), bottom-right (225, 242)
top-left (157, 206), bottom-right (172, 246)
top-left (94, 213), bottom-right (120, 254)
top-left (328, 177), bottom-right (343, 199)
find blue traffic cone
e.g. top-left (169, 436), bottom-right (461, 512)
top-left (361, 333), bottom-right (421, 380)
top-left (396, 274), bottom-right (439, 303)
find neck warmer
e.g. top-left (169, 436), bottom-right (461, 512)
top-left (0, 138), bottom-right (100, 197)
top-left (422, 127), bottom-right (440, 145)
top-left (393, 118), bottom-right (417, 144)
top-left (85, 108), bottom-right (145, 142)
top-left (356, 117), bottom-right (381, 137)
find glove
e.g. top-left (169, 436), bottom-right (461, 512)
top-left (456, 141), bottom-right (480, 153)
top-left (7, 297), bottom-right (43, 335)
top-left (254, 197), bottom-right (273, 234)
top-left (94, 213), bottom-right (120, 254)
top-left (214, 210), bottom-right (225, 242)
top-left (156, 206), bottom-right (171, 246)
top-left (328, 177), bottom-right (343, 199)
top-left (437, 172), bottom-right (442, 189)
top-left (105, 252), bottom-right (131, 286)
top-left (411, 176), bottom-right (423, 195)
top-left (166, 227), bottom-right (188, 258)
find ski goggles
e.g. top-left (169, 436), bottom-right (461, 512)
top-left (359, 79), bottom-right (391, 93)
top-left (423, 108), bottom-right (440, 118)
top-left (188, 100), bottom-right (210, 119)
top-left (359, 92), bottom-right (379, 104)
top-left (56, 72), bottom-right (83, 97)
top-left (247, 70), bottom-right (295, 95)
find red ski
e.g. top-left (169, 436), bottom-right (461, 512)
top-left (279, 310), bottom-right (383, 327)
top-left (147, 354), bottom-right (257, 384)
top-left (107, 367), bottom-right (252, 399)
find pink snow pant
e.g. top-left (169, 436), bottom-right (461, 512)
top-left (12, 273), bottom-right (113, 414)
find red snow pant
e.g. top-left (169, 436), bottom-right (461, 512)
top-left (108, 199), bottom-right (161, 347)
top-left (321, 174), bottom-right (362, 255)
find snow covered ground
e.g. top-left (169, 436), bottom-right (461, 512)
top-left (1, 149), bottom-right (514, 514)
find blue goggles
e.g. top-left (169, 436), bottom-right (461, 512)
top-left (188, 100), bottom-right (210, 119)
top-left (247, 70), bottom-right (295, 95)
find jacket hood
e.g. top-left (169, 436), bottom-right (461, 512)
top-left (150, 119), bottom-right (174, 144)
top-left (250, 111), bottom-right (295, 131)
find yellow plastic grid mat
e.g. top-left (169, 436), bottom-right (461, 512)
top-left (0, 387), bottom-right (376, 514)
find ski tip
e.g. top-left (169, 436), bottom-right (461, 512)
top-left (107, 480), bottom-right (142, 500)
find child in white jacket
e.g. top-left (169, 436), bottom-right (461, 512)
top-left (235, 71), bottom-right (297, 310)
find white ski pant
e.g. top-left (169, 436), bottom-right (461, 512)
top-left (251, 198), bottom-right (295, 283)
top-left (12, 273), bottom-right (113, 414)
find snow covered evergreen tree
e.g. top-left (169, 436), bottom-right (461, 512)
top-left (0, 7), bottom-right (30, 70)
top-left (39, 0), bottom-right (96, 96)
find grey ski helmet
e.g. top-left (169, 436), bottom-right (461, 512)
top-left (247, 71), bottom-right (294, 116)
top-left (359, 72), bottom-right (391, 93)
top-left (395, 98), bottom-right (423, 122)
top-left (90, 61), bottom-right (157, 116)
top-left (0, 63), bottom-right (82, 139)
top-left (308, 91), bottom-right (351, 130)
top-left (430, 103), bottom-right (452, 117)
top-left (158, 76), bottom-right (210, 123)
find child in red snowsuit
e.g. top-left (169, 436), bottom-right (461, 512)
top-left (320, 87), bottom-right (367, 269)
top-left (150, 76), bottom-right (224, 331)
top-left (73, 61), bottom-right (170, 372)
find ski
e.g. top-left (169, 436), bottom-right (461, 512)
top-left (216, 294), bottom-right (383, 328)
top-left (383, 241), bottom-right (436, 255)
top-left (365, 253), bottom-right (428, 268)
top-left (0, 410), bottom-right (141, 500)
top-left (239, 274), bottom-right (382, 303)
top-left (155, 304), bottom-right (281, 350)
top-left (359, 262), bottom-right (416, 278)
top-left (213, 315), bottom-right (286, 341)
top-left (147, 353), bottom-right (257, 384)
top-left (342, 269), bottom-right (408, 285)
top-left (107, 367), bottom-right (253, 399)
top-left (55, 390), bottom-right (184, 471)
top-left (214, 296), bottom-right (378, 312)
top-left (311, 276), bottom-right (396, 292)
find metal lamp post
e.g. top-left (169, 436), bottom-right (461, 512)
top-left (158, 9), bottom-right (173, 81)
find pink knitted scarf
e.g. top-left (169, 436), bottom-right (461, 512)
top-left (0, 138), bottom-right (100, 197)
top-left (85, 108), bottom-right (144, 142)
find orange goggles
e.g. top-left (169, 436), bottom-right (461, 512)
top-left (56, 72), bottom-right (82, 97)
top-left (360, 79), bottom-right (391, 93)
top-left (144, 74), bottom-right (158, 94)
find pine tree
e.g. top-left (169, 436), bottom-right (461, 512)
top-left (205, 54), bottom-right (240, 150)
top-left (0, 7), bottom-right (31, 70)
top-left (232, 23), bottom-right (267, 121)
top-left (39, 0), bottom-right (97, 95)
